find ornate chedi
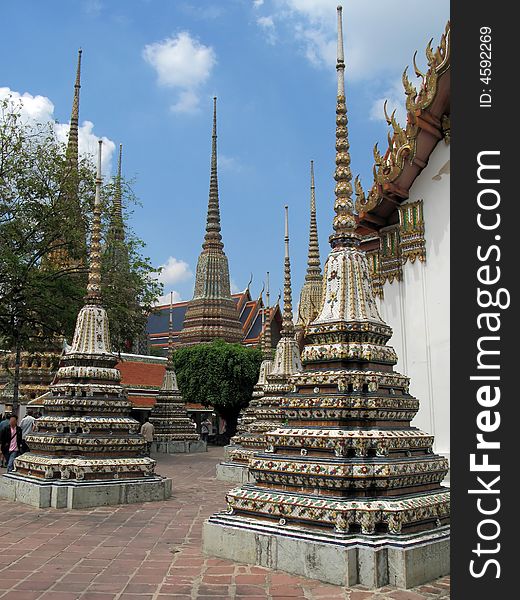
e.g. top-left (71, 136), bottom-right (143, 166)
top-left (204, 7), bottom-right (449, 589)
top-left (296, 160), bottom-right (322, 342)
top-left (234, 273), bottom-right (274, 439)
top-left (217, 209), bottom-right (302, 483)
top-left (2, 142), bottom-right (171, 509)
top-left (0, 50), bottom-right (87, 409)
top-left (181, 98), bottom-right (243, 345)
top-left (149, 294), bottom-right (205, 454)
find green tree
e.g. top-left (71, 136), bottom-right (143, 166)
top-left (0, 97), bottom-right (162, 406)
top-left (172, 339), bottom-right (263, 437)
top-left (101, 176), bottom-right (162, 354)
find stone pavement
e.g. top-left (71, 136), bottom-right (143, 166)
top-left (0, 447), bottom-right (450, 599)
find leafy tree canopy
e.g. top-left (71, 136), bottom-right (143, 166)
top-left (172, 339), bottom-right (263, 437)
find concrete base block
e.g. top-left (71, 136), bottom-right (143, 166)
top-left (0, 473), bottom-right (172, 509)
top-left (203, 515), bottom-right (450, 589)
top-left (215, 462), bottom-right (254, 484)
top-left (152, 440), bottom-right (207, 454)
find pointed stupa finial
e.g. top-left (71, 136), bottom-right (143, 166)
top-left (110, 143), bottom-right (125, 242)
top-left (66, 48), bottom-right (82, 168)
top-left (159, 292), bottom-right (180, 392)
top-left (329, 6), bottom-right (359, 248)
top-left (203, 96), bottom-right (223, 249)
top-left (262, 271), bottom-right (272, 358)
top-left (306, 160), bottom-right (321, 280)
top-left (86, 140), bottom-right (103, 304)
top-left (281, 206), bottom-right (295, 337)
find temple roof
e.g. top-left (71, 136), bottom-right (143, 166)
top-left (355, 22), bottom-right (450, 235)
top-left (147, 290), bottom-right (282, 351)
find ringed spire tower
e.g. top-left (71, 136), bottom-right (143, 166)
top-left (296, 160), bottom-right (323, 333)
top-left (181, 98), bottom-right (243, 345)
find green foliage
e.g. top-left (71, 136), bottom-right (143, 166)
top-left (0, 96), bottom-right (162, 359)
top-left (172, 339), bottom-right (263, 436)
top-left (100, 178), bottom-right (162, 354)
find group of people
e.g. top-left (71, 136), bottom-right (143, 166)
top-left (0, 412), bottom-right (215, 469)
top-left (0, 410), bottom-right (36, 472)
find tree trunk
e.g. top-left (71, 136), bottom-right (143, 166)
top-left (12, 335), bottom-right (21, 416)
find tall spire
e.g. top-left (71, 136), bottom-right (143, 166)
top-left (306, 160), bottom-right (321, 280)
top-left (66, 48), bottom-right (82, 168)
top-left (86, 140), bottom-right (103, 305)
top-left (296, 161), bottom-right (323, 330)
top-left (180, 98), bottom-right (243, 345)
top-left (110, 143), bottom-right (125, 242)
top-left (281, 206), bottom-right (295, 337)
top-left (262, 271), bottom-right (272, 358)
top-left (161, 292), bottom-right (179, 392)
top-left (203, 96), bottom-right (223, 250)
top-left (330, 6), bottom-right (358, 247)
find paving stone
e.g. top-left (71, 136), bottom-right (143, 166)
top-left (0, 448), bottom-right (450, 599)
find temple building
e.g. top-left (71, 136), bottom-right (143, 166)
top-left (149, 294), bottom-right (206, 453)
top-left (1, 141), bottom-right (171, 509)
top-left (204, 6), bottom-right (449, 589)
top-left (216, 207), bottom-right (302, 483)
top-left (296, 160), bottom-right (323, 344)
top-left (146, 289), bottom-right (282, 354)
top-left (180, 98), bottom-right (244, 346)
top-left (356, 22), bottom-right (450, 468)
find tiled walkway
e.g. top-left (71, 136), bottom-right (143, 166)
top-left (0, 448), bottom-right (450, 599)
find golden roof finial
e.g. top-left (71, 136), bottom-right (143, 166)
top-left (203, 96), bottom-right (223, 250)
top-left (329, 6), bottom-right (359, 248)
top-left (281, 206), bottom-right (295, 337)
top-left (86, 140), bottom-right (103, 304)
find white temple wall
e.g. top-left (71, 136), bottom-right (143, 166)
top-left (376, 141), bottom-right (450, 460)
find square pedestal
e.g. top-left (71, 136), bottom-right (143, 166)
top-left (203, 514), bottom-right (449, 589)
top-left (152, 440), bottom-right (207, 454)
top-left (0, 473), bottom-right (172, 509)
top-left (216, 461), bottom-right (255, 483)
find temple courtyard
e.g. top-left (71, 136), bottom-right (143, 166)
top-left (0, 448), bottom-right (449, 600)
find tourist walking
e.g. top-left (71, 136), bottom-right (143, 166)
top-left (201, 417), bottom-right (212, 443)
top-left (20, 410), bottom-right (36, 452)
top-left (0, 414), bottom-right (10, 467)
top-left (140, 418), bottom-right (154, 456)
top-left (1, 415), bottom-right (23, 473)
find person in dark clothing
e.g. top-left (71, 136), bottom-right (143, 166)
top-left (1, 415), bottom-right (23, 472)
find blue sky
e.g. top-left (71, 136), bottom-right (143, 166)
top-left (1, 0), bottom-right (449, 305)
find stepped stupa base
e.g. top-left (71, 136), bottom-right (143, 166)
top-left (0, 473), bottom-right (172, 509)
top-left (203, 514), bottom-right (449, 589)
top-left (152, 439), bottom-right (207, 454)
top-left (216, 461), bottom-right (254, 483)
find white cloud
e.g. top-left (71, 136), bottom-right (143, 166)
top-left (219, 153), bottom-right (243, 173)
top-left (230, 279), bottom-right (241, 294)
top-left (157, 256), bottom-right (193, 285)
top-left (256, 0), bottom-right (449, 81)
top-left (155, 290), bottom-right (183, 306)
top-left (369, 78), bottom-right (407, 125)
top-left (253, 0), bottom-right (265, 7)
top-left (0, 87), bottom-right (116, 175)
top-left (143, 31), bottom-right (216, 114)
top-left (257, 15), bottom-right (276, 44)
